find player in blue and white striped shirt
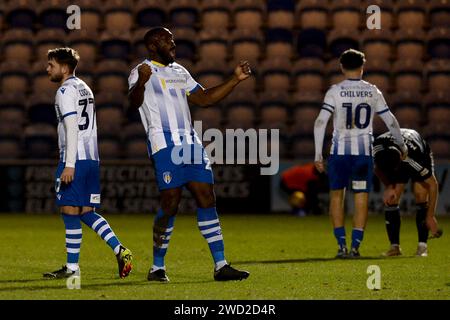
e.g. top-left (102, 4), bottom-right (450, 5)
top-left (43, 48), bottom-right (132, 279)
top-left (314, 49), bottom-right (407, 258)
top-left (129, 27), bottom-right (250, 282)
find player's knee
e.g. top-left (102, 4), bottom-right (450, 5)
top-left (196, 192), bottom-right (215, 208)
top-left (161, 197), bottom-right (180, 216)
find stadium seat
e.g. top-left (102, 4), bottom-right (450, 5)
top-left (132, 28), bottom-right (150, 61)
top-left (224, 89), bottom-right (257, 129)
top-left (103, 0), bottom-right (133, 32)
top-left (135, 0), bottom-right (167, 28)
top-left (226, 105), bottom-right (256, 130)
top-left (198, 29), bottom-right (229, 62)
top-left (27, 92), bottom-right (56, 125)
top-left (194, 59), bottom-right (227, 88)
top-left (98, 138), bottom-right (122, 159)
top-left (171, 27), bottom-right (197, 61)
top-left (24, 124), bottom-right (57, 159)
top-left (260, 58), bottom-right (292, 92)
top-left (100, 30), bottom-right (132, 60)
top-left (231, 29), bottom-right (264, 65)
top-left (75, 60), bottom-right (95, 90)
top-left (95, 109), bottom-right (124, 137)
top-left (267, 0), bottom-right (295, 29)
top-left (328, 29), bottom-right (360, 58)
top-left (233, 0), bottom-right (265, 30)
top-left (391, 92), bottom-right (423, 129)
top-left (2, 29), bottom-right (34, 62)
top-left (5, 0), bottom-right (37, 29)
top-left (325, 58), bottom-right (345, 85)
top-left (428, 138), bottom-right (450, 159)
top-left (293, 58), bottom-right (325, 93)
top-left (292, 92), bottom-right (322, 135)
top-left (77, 0), bottom-right (102, 31)
top-left (364, 0), bottom-right (394, 30)
top-left (201, 0), bottom-right (231, 30)
top-left (427, 28), bottom-right (450, 59)
top-left (95, 59), bottom-right (129, 93)
top-left (296, 0), bottom-right (329, 30)
top-left (259, 91), bottom-right (290, 130)
top-left (169, 0), bottom-right (199, 28)
top-left (191, 107), bottom-right (222, 131)
top-left (425, 91), bottom-right (450, 125)
top-left (0, 2), bottom-right (4, 31)
top-left (331, 0), bottom-right (361, 30)
top-left (425, 59), bottom-right (450, 92)
top-left (395, 28), bottom-right (427, 61)
top-left (123, 123), bottom-right (146, 142)
top-left (363, 59), bottom-right (391, 93)
top-left (0, 136), bottom-right (22, 159)
top-left (291, 135), bottom-right (315, 159)
top-left (125, 139), bottom-right (149, 159)
top-left (67, 29), bottom-right (99, 63)
top-left (393, 59), bottom-right (424, 93)
top-left (296, 28), bottom-right (327, 58)
top-left (0, 93), bottom-right (26, 133)
top-left (38, 0), bottom-right (69, 29)
top-left (396, 0), bottom-right (427, 30)
top-left (0, 61), bottom-right (30, 94)
top-left (35, 28), bottom-right (67, 59)
top-left (430, 0), bottom-right (450, 28)
top-left (265, 28), bottom-right (294, 60)
top-left (362, 29), bottom-right (393, 62)
top-left (31, 59), bottom-right (59, 94)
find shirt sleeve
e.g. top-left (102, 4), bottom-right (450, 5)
top-left (128, 65), bottom-right (139, 90)
top-left (181, 65), bottom-right (203, 95)
top-left (322, 87), bottom-right (336, 114)
top-left (374, 87), bottom-right (390, 115)
top-left (56, 85), bottom-right (78, 119)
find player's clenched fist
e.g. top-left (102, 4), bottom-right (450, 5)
top-left (138, 63), bottom-right (152, 83)
top-left (234, 60), bottom-right (251, 81)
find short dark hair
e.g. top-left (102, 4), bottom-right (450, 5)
top-left (47, 47), bottom-right (80, 72)
top-left (374, 147), bottom-right (401, 174)
top-left (144, 27), bottom-right (169, 46)
top-left (340, 49), bottom-right (366, 70)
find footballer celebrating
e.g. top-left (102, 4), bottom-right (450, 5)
top-left (374, 128), bottom-right (443, 257)
top-left (44, 48), bottom-right (132, 279)
top-left (128, 27), bottom-right (250, 282)
top-left (314, 49), bottom-right (407, 258)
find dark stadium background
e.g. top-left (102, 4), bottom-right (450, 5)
top-left (0, 0), bottom-right (449, 214)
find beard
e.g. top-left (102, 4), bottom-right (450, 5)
top-left (158, 47), bottom-right (175, 65)
top-left (49, 73), bottom-right (63, 82)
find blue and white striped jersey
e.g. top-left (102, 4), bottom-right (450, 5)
top-left (128, 60), bottom-right (203, 155)
top-left (322, 79), bottom-right (390, 156)
top-left (54, 76), bottom-right (99, 162)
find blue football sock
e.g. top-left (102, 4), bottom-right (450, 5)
top-left (62, 214), bottom-right (82, 270)
top-left (333, 226), bottom-right (347, 249)
top-left (351, 228), bottom-right (364, 250)
top-left (80, 211), bottom-right (122, 255)
top-left (197, 207), bottom-right (227, 269)
top-left (153, 209), bottom-right (175, 269)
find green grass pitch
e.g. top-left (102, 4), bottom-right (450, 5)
top-left (0, 213), bottom-right (449, 300)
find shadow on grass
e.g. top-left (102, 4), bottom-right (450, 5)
top-left (0, 278), bottom-right (213, 292)
top-left (234, 255), bottom-right (415, 265)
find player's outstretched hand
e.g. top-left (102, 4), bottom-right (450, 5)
top-left (138, 63), bottom-right (152, 83)
top-left (234, 61), bottom-right (251, 81)
top-left (314, 161), bottom-right (325, 173)
top-left (60, 167), bottom-right (75, 184)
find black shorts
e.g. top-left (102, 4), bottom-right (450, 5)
top-left (392, 151), bottom-right (434, 184)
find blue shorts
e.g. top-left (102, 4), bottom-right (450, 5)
top-left (55, 160), bottom-right (101, 207)
top-left (151, 143), bottom-right (214, 191)
top-left (328, 155), bottom-right (373, 193)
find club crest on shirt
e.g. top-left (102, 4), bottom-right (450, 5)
top-left (163, 171), bottom-right (172, 184)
